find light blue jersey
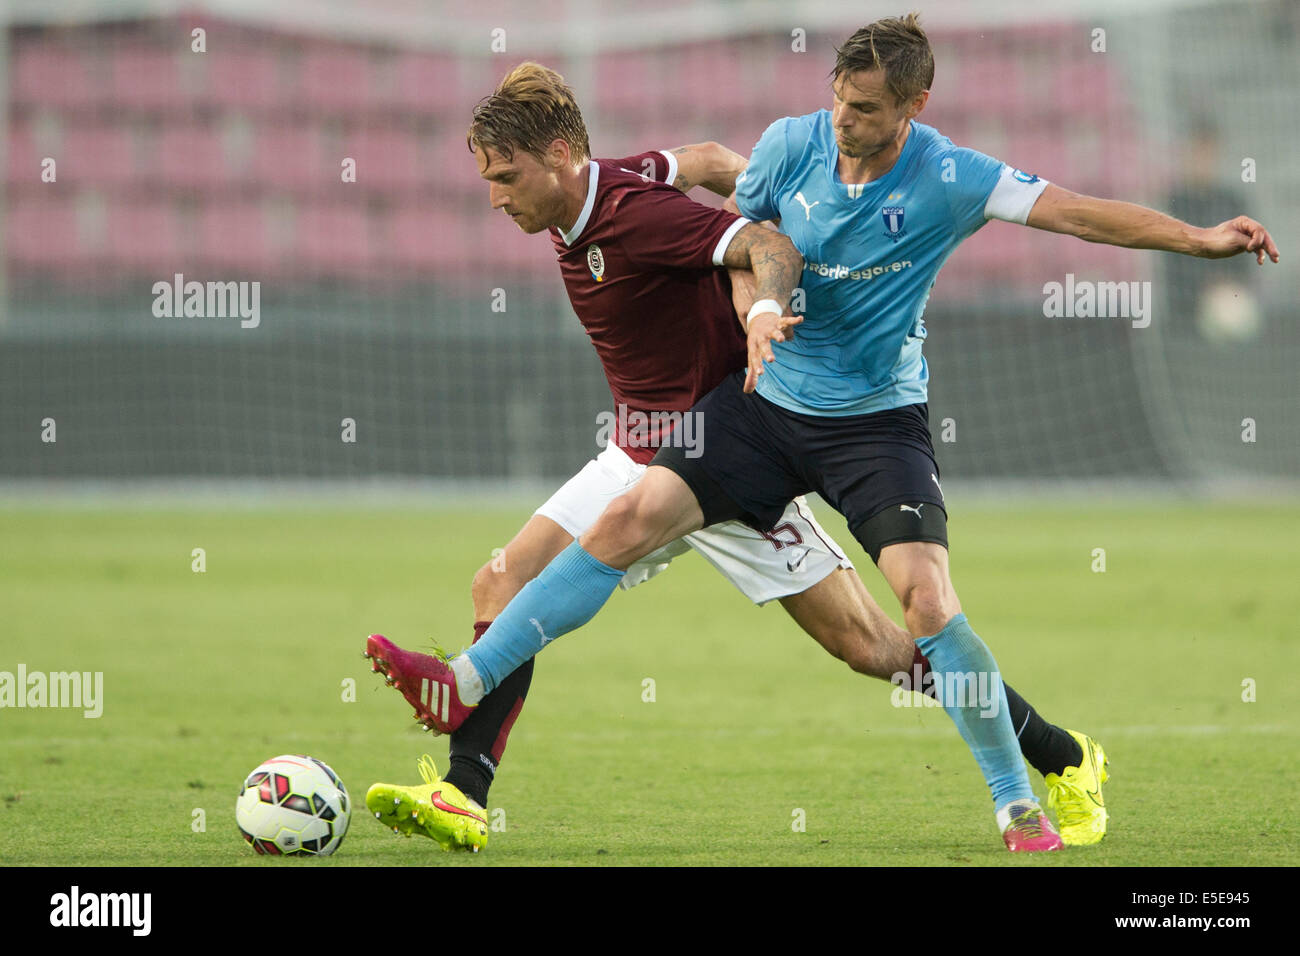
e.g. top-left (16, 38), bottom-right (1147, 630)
top-left (735, 110), bottom-right (1048, 416)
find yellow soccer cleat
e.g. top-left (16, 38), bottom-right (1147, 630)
top-left (366, 754), bottom-right (489, 853)
top-left (1045, 729), bottom-right (1109, 846)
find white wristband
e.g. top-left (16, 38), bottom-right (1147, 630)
top-left (746, 298), bottom-right (782, 330)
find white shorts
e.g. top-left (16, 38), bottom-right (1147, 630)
top-left (535, 444), bottom-right (854, 606)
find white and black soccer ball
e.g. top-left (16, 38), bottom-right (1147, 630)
top-left (235, 754), bottom-right (350, 857)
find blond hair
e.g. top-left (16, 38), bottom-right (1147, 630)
top-left (467, 62), bottom-right (591, 163)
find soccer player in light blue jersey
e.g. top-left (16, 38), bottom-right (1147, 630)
top-left (370, 14), bottom-right (1278, 852)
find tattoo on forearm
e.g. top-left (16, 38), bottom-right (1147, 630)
top-left (724, 226), bottom-right (802, 307)
top-left (673, 173), bottom-right (689, 190)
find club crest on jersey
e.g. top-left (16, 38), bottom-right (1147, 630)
top-left (586, 243), bottom-right (606, 282)
top-left (881, 205), bottom-right (907, 242)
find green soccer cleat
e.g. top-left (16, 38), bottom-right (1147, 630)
top-left (1045, 729), bottom-right (1109, 846)
top-left (365, 754), bottom-right (489, 853)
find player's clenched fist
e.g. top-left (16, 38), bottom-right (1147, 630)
top-left (744, 309), bottom-right (803, 394)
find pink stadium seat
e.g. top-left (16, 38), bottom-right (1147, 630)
top-left (593, 51), bottom-right (660, 114)
top-left (206, 47), bottom-right (284, 111)
top-left (61, 126), bottom-right (139, 187)
top-left (297, 47), bottom-right (375, 112)
top-left (197, 201), bottom-right (277, 273)
top-left (1054, 60), bottom-right (1117, 113)
top-left (484, 214), bottom-right (556, 277)
top-left (157, 126), bottom-right (234, 189)
top-left (677, 43), bottom-right (752, 113)
top-left (251, 124), bottom-right (330, 191)
top-left (295, 204), bottom-right (374, 275)
top-left (389, 204), bottom-right (456, 273)
top-left (13, 45), bottom-right (101, 108)
top-left (344, 128), bottom-right (426, 191)
top-left (6, 122), bottom-right (40, 186)
top-left (109, 46), bottom-right (186, 111)
top-left (106, 201), bottom-right (184, 272)
top-left (1005, 132), bottom-right (1071, 182)
top-left (431, 135), bottom-right (488, 195)
top-left (393, 52), bottom-right (463, 114)
top-left (952, 55), bottom-right (1026, 114)
top-left (5, 197), bottom-right (81, 270)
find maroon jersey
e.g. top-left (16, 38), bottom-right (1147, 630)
top-left (549, 151), bottom-right (748, 464)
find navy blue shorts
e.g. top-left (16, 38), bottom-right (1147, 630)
top-left (651, 370), bottom-right (948, 562)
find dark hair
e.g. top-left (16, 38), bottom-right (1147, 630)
top-left (467, 62), bottom-right (591, 163)
top-left (832, 12), bottom-right (934, 105)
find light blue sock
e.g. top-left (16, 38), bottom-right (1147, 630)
top-left (464, 541), bottom-right (624, 693)
top-left (915, 613), bottom-right (1035, 810)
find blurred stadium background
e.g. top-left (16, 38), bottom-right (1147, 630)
top-left (1, 0), bottom-right (1296, 495)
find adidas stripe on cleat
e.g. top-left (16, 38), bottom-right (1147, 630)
top-left (364, 633), bottom-right (476, 734)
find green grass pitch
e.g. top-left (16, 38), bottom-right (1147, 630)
top-left (1, 501), bottom-right (1296, 866)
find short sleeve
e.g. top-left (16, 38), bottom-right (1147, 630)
top-left (939, 145), bottom-right (1006, 237)
top-left (735, 118), bottom-right (793, 223)
top-left (616, 186), bottom-right (749, 270)
top-left (607, 150), bottom-right (676, 185)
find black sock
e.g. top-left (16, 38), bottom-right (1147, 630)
top-left (906, 647), bottom-right (1083, 778)
top-left (1002, 682), bottom-right (1083, 778)
top-left (443, 623), bottom-right (533, 808)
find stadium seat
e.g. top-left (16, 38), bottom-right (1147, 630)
top-left (197, 201), bottom-right (279, 273)
top-left (952, 55), bottom-right (1027, 114)
top-left (109, 46), bottom-right (187, 111)
top-left (593, 51), bottom-right (660, 115)
top-left (12, 45), bottom-right (101, 108)
top-left (1005, 132), bottom-right (1072, 183)
top-left (393, 52), bottom-right (464, 115)
top-left (5, 121), bottom-right (41, 186)
top-left (106, 200), bottom-right (184, 272)
top-left (1054, 60), bottom-right (1117, 114)
top-left (342, 127), bottom-right (426, 192)
top-left (389, 204), bottom-right (456, 273)
top-left (251, 124), bottom-right (331, 191)
top-left (297, 47), bottom-right (375, 112)
top-left (5, 196), bottom-right (81, 271)
top-left (205, 47), bottom-right (284, 111)
top-left (677, 43), bottom-right (753, 114)
top-left (431, 134), bottom-right (488, 195)
top-left (61, 126), bottom-right (140, 187)
top-left (295, 203), bottom-right (374, 275)
top-left (156, 125), bottom-right (235, 189)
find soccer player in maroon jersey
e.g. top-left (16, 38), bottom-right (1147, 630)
top-left (363, 62), bottom-right (1095, 853)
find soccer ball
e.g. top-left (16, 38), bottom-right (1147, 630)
top-left (235, 754), bottom-right (350, 856)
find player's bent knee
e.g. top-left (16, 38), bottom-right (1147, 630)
top-left (470, 558), bottom-right (522, 609)
top-left (899, 580), bottom-right (958, 635)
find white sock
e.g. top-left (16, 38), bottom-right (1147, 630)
top-left (451, 654), bottom-right (486, 706)
top-left (995, 799), bottom-right (1040, 832)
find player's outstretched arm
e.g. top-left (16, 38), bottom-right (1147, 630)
top-left (667, 142), bottom-right (748, 197)
top-left (722, 223), bottom-right (804, 393)
top-left (1025, 184), bottom-right (1280, 264)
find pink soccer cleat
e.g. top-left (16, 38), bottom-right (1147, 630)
top-left (1000, 802), bottom-right (1065, 852)
top-left (363, 634), bottom-right (476, 735)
